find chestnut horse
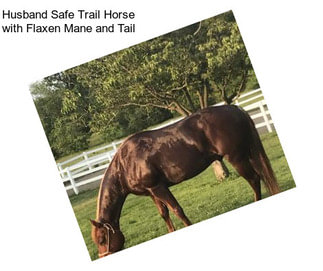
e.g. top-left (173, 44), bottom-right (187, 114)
top-left (90, 105), bottom-right (279, 257)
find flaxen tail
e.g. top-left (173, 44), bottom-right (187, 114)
top-left (246, 114), bottom-right (280, 195)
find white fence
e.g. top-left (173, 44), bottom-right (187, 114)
top-left (57, 139), bottom-right (123, 195)
top-left (58, 88), bottom-right (273, 195)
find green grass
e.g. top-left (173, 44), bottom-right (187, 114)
top-left (69, 131), bottom-right (295, 261)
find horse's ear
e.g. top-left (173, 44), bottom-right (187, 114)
top-left (90, 219), bottom-right (103, 228)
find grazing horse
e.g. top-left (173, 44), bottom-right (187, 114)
top-left (90, 105), bottom-right (279, 257)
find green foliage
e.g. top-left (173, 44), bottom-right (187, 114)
top-left (196, 12), bottom-right (254, 104)
top-left (49, 116), bottom-right (90, 156)
top-left (98, 106), bottom-right (172, 142)
top-left (30, 74), bottom-right (91, 158)
top-left (30, 81), bottom-right (63, 137)
top-left (67, 10), bottom-right (258, 122)
top-left (31, 10), bottom-right (260, 158)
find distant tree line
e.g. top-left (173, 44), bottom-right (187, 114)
top-left (30, 11), bottom-right (259, 159)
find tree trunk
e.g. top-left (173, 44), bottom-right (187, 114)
top-left (203, 84), bottom-right (208, 108)
top-left (183, 87), bottom-right (196, 112)
top-left (196, 90), bottom-right (205, 109)
top-left (172, 101), bottom-right (191, 117)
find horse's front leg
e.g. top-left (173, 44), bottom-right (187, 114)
top-left (151, 196), bottom-right (176, 232)
top-left (149, 185), bottom-right (192, 227)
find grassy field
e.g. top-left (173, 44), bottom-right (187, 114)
top-left (68, 131), bottom-right (295, 261)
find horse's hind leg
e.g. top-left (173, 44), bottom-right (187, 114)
top-left (230, 157), bottom-right (262, 201)
top-left (149, 185), bottom-right (192, 227)
top-left (151, 196), bottom-right (176, 232)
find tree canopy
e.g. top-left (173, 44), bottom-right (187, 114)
top-left (31, 10), bottom-right (259, 158)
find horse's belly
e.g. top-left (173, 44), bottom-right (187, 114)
top-left (159, 151), bottom-right (213, 184)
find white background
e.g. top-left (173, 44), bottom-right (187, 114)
top-left (0, 0), bottom-right (322, 270)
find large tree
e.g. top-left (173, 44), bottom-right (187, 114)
top-left (64, 11), bottom-right (256, 178)
top-left (32, 10), bottom-right (258, 173)
top-left (68, 11), bottom-right (255, 129)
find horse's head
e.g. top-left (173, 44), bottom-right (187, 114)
top-left (90, 220), bottom-right (125, 258)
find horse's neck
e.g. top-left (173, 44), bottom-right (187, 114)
top-left (96, 175), bottom-right (126, 229)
